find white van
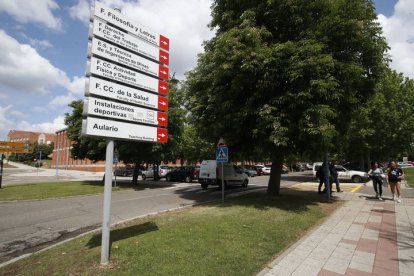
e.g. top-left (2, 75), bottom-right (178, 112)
top-left (198, 160), bottom-right (249, 189)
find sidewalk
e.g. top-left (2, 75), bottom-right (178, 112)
top-left (259, 182), bottom-right (414, 276)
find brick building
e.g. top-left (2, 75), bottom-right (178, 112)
top-left (7, 130), bottom-right (55, 145)
top-left (52, 128), bottom-right (106, 172)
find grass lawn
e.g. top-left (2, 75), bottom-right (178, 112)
top-left (0, 181), bottom-right (140, 201)
top-left (0, 192), bottom-right (342, 276)
top-left (403, 167), bottom-right (414, 188)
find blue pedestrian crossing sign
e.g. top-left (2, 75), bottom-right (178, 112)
top-left (216, 147), bottom-right (228, 163)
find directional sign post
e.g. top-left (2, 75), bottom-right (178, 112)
top-left (83, 2), bottom-right (170, 265)
top-left (216, 146), bottom-right (229, 202)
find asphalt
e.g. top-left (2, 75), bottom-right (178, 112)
top-left (2, 162), bottom-right (414, 275)
top-left (258, 180), bottom-right (414, 276)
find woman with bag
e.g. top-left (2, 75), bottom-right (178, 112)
top-left (368, 162), bottom-right (384, 200)
top-left (387, 161), bottom-right (404, 203)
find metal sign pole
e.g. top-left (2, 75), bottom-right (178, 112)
top-left (324, 152), bottom-right (331, 200)
top-left (101, 139), bottom-right (114, 265)
top-left (55, 143), bottom-right (60, 176)
top-left (0, 153), bottom-right (4, 189)
top-left (222, 162), bottom-right (225, 202)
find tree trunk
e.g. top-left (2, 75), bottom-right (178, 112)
top-left (267, 153), bottom-right (284, 196)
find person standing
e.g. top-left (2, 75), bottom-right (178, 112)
top-left (316, 165), bottom-right (325, 194)
top-left (368, 162), bottom-right (383, 200)
top-left (387, 161), bottom-right (404, 203)
top-left (329, 161), bottom-right (342, 192)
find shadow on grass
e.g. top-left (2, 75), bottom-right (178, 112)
top-left (87, 221), bottom-right (158, 249)
top-left (173, 181), bottom-right (337, 214)
top-left (80, 180), bottom-right (172, 191)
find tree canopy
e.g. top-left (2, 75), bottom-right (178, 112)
top-left (186, 0), bottom-right (389, 195)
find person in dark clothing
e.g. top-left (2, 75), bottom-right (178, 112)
top-left (387, 161), bottom-right (404, 203)
top-left (317, 162), bottom-right (332, 195)
top-left (329, 162), bottom-right (342, 192)
top-left (316, 165), bottom-right (324, 194)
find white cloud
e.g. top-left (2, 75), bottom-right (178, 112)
top-left (32, 106), bottom-right (50, 113)
top-left (69, 0), bottom-right (91, 23)
top-left (0, 93), bottom-right (8, 100)
top-left (28, 38), bottom-right (53, 49)
top-left (49, 94), bottom-right (76, 108)
top-left (67, 76), bottom-right (87, 96)
top-left (377, 0), bottom-right (414, 79)
top-left (0, 105), bottom-right (14, 138)
top-left (0, 0), bottom-right (62, 30)
top-left (0, 30), bottom-right (70, 94)
top-left (69, 0), bottom-right (214, 79)
top-left (16, 116), bottom-right (66, 135)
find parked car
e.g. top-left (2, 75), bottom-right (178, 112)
top-left (141, 165), bottom-right (172, 180)
top-left (253, 165), bottom-right (265, 175)
top-left (312, 162), bottom-right (369, 183)
top-left (238, 166), bottom-right (258, 177)
top-left (282, 165), bottom-right (289, 174)
top-left (305, 163), bottom-right (313, 170)
top-left (165, 166), bottom-right (199, 183)
top-left (262, 166), bottom-right (271, 175)
top-left (292, 163), bottom-right (305, 172)
top-left (397, 162), bottom-right (413, 168)
top-left (198, 160), bottom-right (248, 189)
top-left (114, 166), bottom-right (134, 176)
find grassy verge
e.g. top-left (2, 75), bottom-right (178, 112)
top-left (0, 181), bottom-right (139, 201)
top-left (403, 167), bottom-right (414, 188)
top-left (0, 192), bottom-right (342, 276)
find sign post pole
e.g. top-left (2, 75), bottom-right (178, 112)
top-left (101, 139), bottom-right (114, 265)
top-left (221, 162), bottom-right (224, 202)
top-left (55, 143), bottom-right (60, 176)
top-left (216, 140), bottom-right (229, 203)
top-left (0, 153), bottom-right (4, 189)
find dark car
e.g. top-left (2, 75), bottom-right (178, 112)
top-left (292, 163), bottom-right (305, 172)
top-left (114, 166), bottom-right (134, 177)
top-left (165, 166), bottom-right (199, 183)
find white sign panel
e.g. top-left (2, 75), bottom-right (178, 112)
top-left (90, 18), bottom-right (169, 65)
top-left (85, 96), bottom-right (168, 126)
top-left (89, 37), bottom-right (168, 80)
top-left (85, 77), bottom-right (168, 111)
top-left (87, 57), bottom-right (169, 95)
top-left (93, 2), bottom-right (170, 51)
top-left (82, 117), bottom-right (168, 142)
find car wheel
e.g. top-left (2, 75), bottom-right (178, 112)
top-left (142, 174), bottom-right (146, 180)
top-left (201, 183), bottom-right (208, 189)
top-left (185, 176), bottom-right (192, 183)
top-left (352, 175), bottom-right (362, 183)
top-left (242, 179), bottom-right (248, 188)
top-left (166, 175), bottom-right (171, 182)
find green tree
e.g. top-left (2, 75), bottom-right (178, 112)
top-left (186, 0), bottom-right (388, 195)
top-left (346, 68), bottom-right (414, 165)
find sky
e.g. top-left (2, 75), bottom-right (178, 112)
top-left (0, 0), bottom-right (412, 140)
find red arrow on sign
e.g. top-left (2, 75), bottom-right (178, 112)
top-left (158, 65), bottom-right (169, 80)
top-left (157, 96), bottom-right (168, 111)
top-left (159, 35), bottom-right (169, 51)
top-left (159, 49), bottom-right (169, 66)
top-left (157, 112), bottom-right (168, 126)
top-left (157, 128), bottom-right (168, 143)
top-left (158, 80), bottom-right (169, 95)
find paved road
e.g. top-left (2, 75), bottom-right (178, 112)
top-left (0, 166), bottom-right (316, 264)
